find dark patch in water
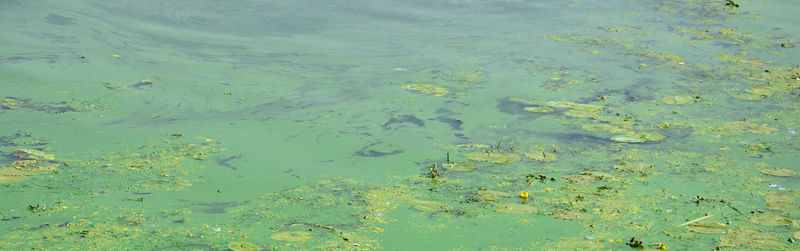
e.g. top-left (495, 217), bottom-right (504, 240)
top-left (153, 244), bottom-right (214, 251)
top-left (45, 14), bottom-right (76, 25)
top-left (131, 81), bottom-right (153, 89)
top-left (497, 97), bottom-right (535, 116)
top-left (383, 115), bottom-right (424, 130)
top-left (549, 133), bottom-right (610, 145)
top-left (1, 56), bottom-right (27, 64)
top-left (1, 216), bottom-right (22, 221)
top-left (354, 142), bottom-right (403, 157)
top-left (215, 154), bottom-right (242, 171)
top-left (195, 201), bottom-right (241, 214)
top-left (436, 116), bottom-right (463, 130)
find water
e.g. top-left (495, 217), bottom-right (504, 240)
top-left (1, 0), bottom-right (799, 249)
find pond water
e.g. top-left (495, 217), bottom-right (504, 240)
top-left (1, 0), bottom-right (799, 249)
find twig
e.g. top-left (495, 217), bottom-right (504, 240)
top-left (673, 214), bottom-right (713, 229)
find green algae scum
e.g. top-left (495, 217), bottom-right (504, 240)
top-left (1, 0), bottom-right (799, 250)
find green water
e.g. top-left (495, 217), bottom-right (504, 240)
top-left (1, 0), bottom-right (799, 250)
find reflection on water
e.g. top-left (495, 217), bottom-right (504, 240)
top-left (1, 0), bottom-right (799, 249)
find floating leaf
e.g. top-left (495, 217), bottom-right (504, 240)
top-left (661, 95), bottom-right (695, 105)
top-left (410, 199), bottom-right (448, 212)
top-left (719, 228), bottom-right (785, 249)
top-left (495, 203), bottom-right (537, 214)
top-left (610, 132), bottom-right (664, 143)
top-left (544, 101), bottom-right (579, 109)
top-left (747, 214), bottom-right (794, 227)
top-left (523, 106), bottom-right (554, 113)
top-left (443, 162), bottom-right (475, 172)
top-left (720, 121), bottom-right (779, 134)
top-left (525, 151), bottom-right (558, 162)
top-left (757, 167), bottom-right (796, 177)
top-left (610, 135), bottom-right (644, 143)
top-left (402, 84), bottom-right (448, 96)
top-left (687, 222), bottom-right (727, 234)
top-left (766, 193), bottom-right (799, 212)
top-left (270, 231), bottom-right (312, 242)
top-left (475, 190), bottom-right (511, 202)
top-left (613, 160), bottom-right (653, 175)
top-left (465, 152), bottom-right (521, 164)
top-left (572, 104), bottom-right (603, 112)
top-left (733, 93), bottom-right (767, 100)
top-left (639, 131), bottom-right (665, 141)
top-left (745, 86), bottom-right (775, 96)
top-left (228, 241), bottom-right (260, 251)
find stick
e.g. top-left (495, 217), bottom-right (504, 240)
top-left (674, 214), bottom-right (713, 228)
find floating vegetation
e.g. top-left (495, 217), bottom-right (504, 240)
top-left (580, 123), bottom-right (631, 133)
top-left (610, 131), bottom-right (664, 143)
top-left (686, 222), bottom-right (727, 234)
top-left (0, 97), bottom-right (21, 110)
top-left (62, 136), bottom-right (222, 190)
top-left (227, 241), bottom-right (260, 251)
top-left (494, 203), bottom-right (537, 214)
top-left (563, 109), bottom-right (599, 119)
top-left (474, 190), bottom-right (511, 202)
top-left (524, 151), bottom-right (558, 162)
top-left (400, 68), bottom-right (483, 97)
top-left (562, 172), bottom-right (624, 184)
top-left (610, 135), bottom-right (644, 143)
top-left (401, 83), bottom-right (448, 96)
top-left (0, 148), bottom-right (58, 184)
top-left (747, 214), bottom-right (795, 227)
top-left (660, 95), bottom-right (696, 105)
top-left (443, 161), bottom-right (475, 172)
top-left (465, 152), bottom-right (521, 164)
top-left (270, 231), bottom-right (312, 242)
top-left (523, 106), bottom-right (554, 113)
top-left (409, 199), bottom-right (449, 212)
top-left (718, 121), bottom-right (780, 134)
top-left (544, 101), bottom-right (603, 112)
top-left (719, 228), bottom-right (786, 249)
top-left (765, 193), bottom-right (798, 212)
top-left (2, 0), bottom-right (800, 249)
top-left (551, 209), bottom-right (590, 220)
top-left (0, 96), bottom-right (97, 114)
top-left (613, 160), bottom-right (653, 176)
top-left (757, 167), bottom-right (796, 177)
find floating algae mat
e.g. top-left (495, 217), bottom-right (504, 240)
top-left (1, 0), bottom-right (799, 249)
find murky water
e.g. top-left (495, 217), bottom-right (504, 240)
top-left (1, 0), bottom-right (799, 249)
